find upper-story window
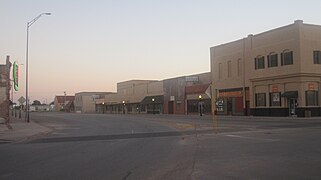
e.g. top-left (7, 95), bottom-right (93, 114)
top-left (313, 50), bottom-right (321, 64)
top-left (281, 50), bottom-right (293, 66)
top-left (255, 56), bottom-right (265, 69)
top-left (227, 61), bottom-right (232, 77)
top-left (268, 53), bottom-right (278, 67)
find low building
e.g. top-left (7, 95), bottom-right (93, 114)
top-left (74, 92), bottom-right (111, 113)
top-left (30, 104), bottom-right (51, 112)
top-left (54, 95), bottom-right (75, 112)
top-left (163, 72), bottom-right (211, 114)
top-left (210, 20), bottom-right (321, 117)
top-left (100, 80), bottom-right (164, 114)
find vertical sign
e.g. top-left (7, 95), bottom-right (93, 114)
top-left (13, 61), bottom-right (19, 91)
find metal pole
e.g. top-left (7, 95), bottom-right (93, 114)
top-left (26, 23), bottom-right (29, 122)
top-left (25, 13), bottom-right (51, 123)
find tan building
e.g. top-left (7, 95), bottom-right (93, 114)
top-left (210, 20), bottom-right (321, 117)
top-left (74, 92), bottom-right (111, 113)
top-left (100, 80), bottom-right (164, 114)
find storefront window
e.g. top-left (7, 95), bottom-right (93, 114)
top-left (306, 91), bottom-right (318, 106)
top-left (255, 93), bottom-right (266, 107)
top-left (269, 92), bottom-right (281, 106)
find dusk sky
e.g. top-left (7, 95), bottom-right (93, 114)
top-left (1, 0), bottom-right (321, 103)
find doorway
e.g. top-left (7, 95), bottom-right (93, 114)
top-left (168, 101), bottom-right (174, 114)
top-left (289, 98), bottom-right (297, 116)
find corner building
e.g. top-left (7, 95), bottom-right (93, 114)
top-left (211, 20), bottom-right (321, 117)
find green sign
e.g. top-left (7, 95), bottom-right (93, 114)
top-left (13, 61), bottom-right (19, 91)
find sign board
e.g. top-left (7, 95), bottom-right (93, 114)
top-left (272, 85), bottom-right (278, 92)
top-left (170, 96), bottom-right (175, 101)
top-left (18, 96), bottom-right (26, 105)
top-left (13, 61), bottom-right (19, 91)
top-left (308, 83), bottom-right (315, 91)
top-left (185, 76), bottom-right (199, 82)
top-left (219, 91), bottom-right (243, 97)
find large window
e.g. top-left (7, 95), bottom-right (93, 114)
top-left (255, 56), bottom-right (265, 69)
top-left (269, 92), bottom-right (281, 106)
top-left (306, 91), bottom-right (318, 106)
top-left (268, 53), bottom-right (278, 67)
top-left (255, 93), bottom-right (266, 107)
top-left (281, 50), bottom-right (293, 66)
top-left (313, 51), bottom-right (321, 64)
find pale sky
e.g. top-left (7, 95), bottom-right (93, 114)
top-left (1, 0), bottom-right (321, 103)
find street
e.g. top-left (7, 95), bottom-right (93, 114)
top-left (1, 112), bottom-right (321, 179)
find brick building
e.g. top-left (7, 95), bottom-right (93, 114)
top-left (0, 56), bottom-right (12, 123)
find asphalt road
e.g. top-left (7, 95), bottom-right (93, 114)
top-left (1, 112), bottom-right (321, 180)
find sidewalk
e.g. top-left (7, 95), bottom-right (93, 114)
top-left (0, 115), bottom-right (52, 144)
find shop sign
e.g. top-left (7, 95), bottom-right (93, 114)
top-left (308, 83), bottom-right (315, 91)
top-left (219, 91), bottom-right (242, 97)
top-left (185, 76), bottom-right (199, 82)
top-left (272, 85), bottom-right (278, 92)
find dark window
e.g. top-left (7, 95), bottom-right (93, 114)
top-left (255, 56), bottom-right (265, 69)
top-left (268, 53), bottom-right (278, 67)
top-left (269, 92), bottom-right (281, 106)
top-left (255, 93), bottom-right (266, 107)
top-left (313, 51), bottom-right (321, 64)
top-left (306, 91), bottom-right (318, 106)
top-left (281, 51), bottom-right (293, 66)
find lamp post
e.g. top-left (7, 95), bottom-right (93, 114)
top-left (151, 98), bottom-right (155, 114)
top-left (25, 12), bottom-right (51, 122)
top-left (102, 102), bottom-right (105, 114)
top-left (122, 100), bottom-right (125, 114)
top-left (64, 91), bottom-right (66, 112)
top-left (198, 95), bottom-right (202, 116)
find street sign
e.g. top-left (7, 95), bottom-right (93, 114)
top-left (18, 96), bottom-right (26, 105)
top-left (13, 61), bottom-right (19, 91)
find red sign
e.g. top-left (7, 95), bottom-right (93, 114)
top-left (308, 83), bottom-right (315, 91)
top-left (272, 85), bottom-right (278, 92)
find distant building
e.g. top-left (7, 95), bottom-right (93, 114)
top-left (54, 95), bottom-right (75, 112)
top-left (30, 104), bottom-right (51, 112)
top-left (99, 80), bottom-right (164, 114)
top-left (0, 56), bottom-right (12, 122)
top-left (210, 20), bottom-right (321, 117)
top-left (74, 92), bottom-right (111, 113)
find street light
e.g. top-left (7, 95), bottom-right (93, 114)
top-left (151, 98), bottom-right (155, 114)
top-left (199, 95), bottom-right (202, 116)
top-left (122, 100), bottom-right (125, 114)
top-left (25, 12), bottom-right (51, 122)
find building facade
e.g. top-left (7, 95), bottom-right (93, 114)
top-left (163, 72), bottom-right (211, 115)
top-left (99, 80), bottom-right (164, 114)
top-left (211, 20), bottom-right (321, 117)
top-left (54, 95), bottom-right (75, 112)
top-left (0, 56), bottom-right (12, 122)
top-left (74, 92), bottom-right (110, 113)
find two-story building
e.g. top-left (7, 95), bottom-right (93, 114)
top-left (211, 20), bottom-right (321, 117)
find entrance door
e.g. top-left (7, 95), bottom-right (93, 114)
top-left (168, 101), bottom-right (174, 114)
top-left (289, 98), bottom-right (297, 116)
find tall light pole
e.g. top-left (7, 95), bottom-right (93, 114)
top-left (25, 13), bottom-right (51, 122)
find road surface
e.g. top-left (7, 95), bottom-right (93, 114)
top-left (1, 112), bottom-right (321, 179)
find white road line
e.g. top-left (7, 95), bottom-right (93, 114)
top-left (225, 134), bottom-right (279, 142)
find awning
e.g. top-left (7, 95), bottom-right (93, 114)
top-left (281, 91), bottom-right (298, 98)
top-left (140, 95), bottom-right (164, 104)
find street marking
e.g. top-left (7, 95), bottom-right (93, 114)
top-left (52, 132), bottom-right (67, 135)
top-left (225, 134), bottom-right (279, 142)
